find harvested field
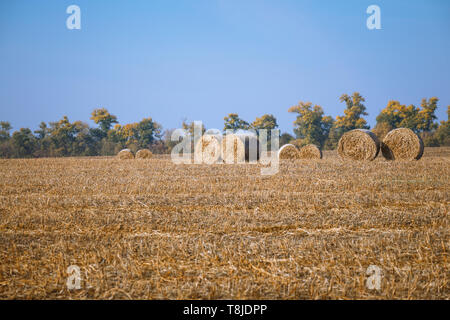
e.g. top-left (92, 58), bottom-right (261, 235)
top-left (0, 147), bottom-right (449, 299)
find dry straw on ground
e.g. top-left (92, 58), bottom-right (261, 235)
top-left (135, 149), bottom-right (153, 159)
top-left (337, 129), bottom-right (380, 161)
top-left (278, 144), bottom-right (300, 160)
top-left (117, 149), bottom-right (134, 159)
top-left (299, 144), bottom-right (322, 159)
top-left (222, 134), bottom-right (246, 163)
top-left (381, 128), bottom-right (424, 161)
top-left (0, 147), bottom-right (448, 299)
top-left (194, 135), bottom-right (222, 164)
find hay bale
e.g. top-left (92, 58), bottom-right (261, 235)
top-left (194, 135), bottom-right (222, 164)
top-left (222, 134), bottom-right (246, 163)
top-left (117, 149), bottom-right (134, 159)
top-left (381, 128), bottom-right (424, 160)
top-left (337, 129), bottom-right (380, 161)
top-left (299, 144), bottom-right (322, 159)
top-left (136, 149), bottom-right (153, 159)
top-left (278, 144), bottom-right (300, 160)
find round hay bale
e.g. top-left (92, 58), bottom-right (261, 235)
top-left (135, 149), bottom-right (153, 159)
top-left (117, 149), bottom-right (134, 160)
top-left (194, 135), bottom-right (222, 164)
top-left (337, 129), bottom-right (380, 161)
top-left (299, 144), bottom-right (322, 159)
top-left (222, 134), bottom-right (246, 163)
top-left (278, 144), bottom-right (300, 160)
top-left (381, 128), bottom-right (424, 161)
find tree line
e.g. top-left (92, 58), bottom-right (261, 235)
top-left (0, 93), bottom-right (449, 158)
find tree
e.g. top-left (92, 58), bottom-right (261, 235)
top-left (223, 113), bottom-right (249, 132)
top-left (416, 97), bottom-right (439, 132)
top-left (90, 108), bottom-right (118, 136)
top-left (376, 100), bottom-right (420, 131)
top-left (0, 111), bottom-right (170, 158)
top-left (335, 92), bottom-right (369, 131)
top-left (163, 129), bottom-right (178, 153)
top-left (323, 92), bottom-right (369, 149)
top-left (288, 102), bottom-right (333, 148)
top-left (111, 123), bottom-right (138, 148)
top-left (323, 125), bottom-right (341, 150)
top-left (34, 122), bottom-right (49, 140)
top-left (12, 128), bottom-right (37, 157)
top-left (251, 114), bottom-right (279, 148)
top-left (375, 97), bottom-right (439, 133)
top-left (33, 122), bottom-right (52, 157)
top-left (136, 117), bottom-right (162, 148)
top-left (48, 116), bottom-right (88, 156)
top-left (280, 133), bottom-right (294, 146)
top-left (72, 121), bottom-right (98, 156)
top-left (434, 106), bottom-right (450, 146)
top-left (181, 119), bottom-right (205, 137)
top-left (251, 114), bottom-right (278, 131)
top-left (0, 121), bottom-right (12, 141)
top-left (110, 118), bottom-right (162, 150)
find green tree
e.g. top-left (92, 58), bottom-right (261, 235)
top-left (223, 113), bottom-right (249, 132)
top-left (72, 121), bottom-right (98, 156)
top-left (416, 97), bottom-right (439, 132)
top-left (136, 117), bottom-right (162, 148)
top-left (0, 121), bottom-right (12, 141)
top-left (335, 92), bottom-right (369, 131)
top-left (12, 128), bottom-right (37, 157)
top-left (279, 133), bottom-right (294, 146)
top-left (48, 116), bottom-right (87, 156)
top-left (163, 129), bottom-right (178, 153)
top-left (90, 108), bottom-right (118, 136)
top-left (33, 122), bottom-right (52, 157)
top-left (34, 122), bottom-right (49, 140)
top-left (288, 102), bottom-right (333, 148)
top-left (434, 106), bottom-right (450, 146)
top-left (323, 125), bottom-right (342, 150)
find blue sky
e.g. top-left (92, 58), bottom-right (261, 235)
top-left (0, 0), bottom-right (449, 135)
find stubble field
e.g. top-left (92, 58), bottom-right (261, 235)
top-left (0, 148), bottom-right (448, 299)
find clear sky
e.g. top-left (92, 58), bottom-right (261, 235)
top-left (1, 0), bottom-right (449, 135)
